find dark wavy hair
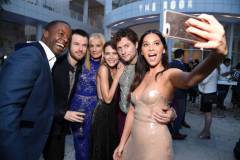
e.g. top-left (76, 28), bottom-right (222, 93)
top-left (130, 29), bottom-right (168, 93)
top-left (112, 28), bottom-right (138, 49)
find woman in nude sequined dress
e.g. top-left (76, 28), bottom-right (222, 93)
top-left (113, 14), bottom-right (228, 160)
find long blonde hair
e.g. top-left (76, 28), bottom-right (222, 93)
top-left (85, 33), bottom-right (105, 70)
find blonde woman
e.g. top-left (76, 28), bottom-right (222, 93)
top-left (70, 33), bottom-right (105, 160)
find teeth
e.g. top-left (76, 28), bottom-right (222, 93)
top-left (148, 54), bottom-right (156, 61)
top-left (149, 54), bottom-right (156, 57)
top-left (56, 43), bottom-right (64, 48)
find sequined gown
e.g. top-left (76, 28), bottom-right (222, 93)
top-left (122, 86), bottom-right (173, 160)
top-left (70, 58), bottom-right (100, 160)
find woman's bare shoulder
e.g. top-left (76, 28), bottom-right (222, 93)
top-left (98, 64), bottom-right (108, 72)
top-left (97, 64), bottom-right (108, 76)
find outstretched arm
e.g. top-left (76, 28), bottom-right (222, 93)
top-left (170, 14), bottom-right (227, 89)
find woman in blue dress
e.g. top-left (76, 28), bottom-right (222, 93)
top-left (70, 33), bottom-right (105, 160)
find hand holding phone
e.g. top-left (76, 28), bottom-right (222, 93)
top-left (163, 10), bottom-right (227, 55)
top-left (185, 14), bottom-right (227, 55)
top-left (162, 10), bottom-right (207, 43)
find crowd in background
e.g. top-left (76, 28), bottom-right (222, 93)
top-left (0, 13), bottom-right (240, 160)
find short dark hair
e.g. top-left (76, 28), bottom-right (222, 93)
top-left (223, 58), bottom-right (231, 64)
top-left (194, 59), bottom-right (199, 65)
top-left (112, 28), bottom-right (138, 48)
top-left (72, 29), bottom-right (89, 40)
top-left (174, 49), bottom-right (184, 58)
top-left (70, 29), bottom-right (89, 45)
top-left (44, 20), bottom-right (71, 31)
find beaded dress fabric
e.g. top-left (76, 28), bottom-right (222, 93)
top-left (122, 85), bottom-right (173, 160)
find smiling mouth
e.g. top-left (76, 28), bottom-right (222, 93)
top-left (108, 60), bottom-right (116, 63)
top-left (56, 42), bottom-right (65, 49)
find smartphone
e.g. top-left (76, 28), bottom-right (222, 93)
top-left (162, 10), bottom-right (207, 43)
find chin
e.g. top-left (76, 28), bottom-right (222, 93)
top-left (55, 51), bottom-right (63, 56)
top-left (93, 55), bottom-right (102, 59)
top-left (108, 64), bottom-right (116, 68)
top-left (123, 57), bottom-right (131, 62)
top-left (148, 62), bottom-right (157, 67)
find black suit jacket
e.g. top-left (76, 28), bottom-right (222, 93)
top-left (50, 54), bottom-right (82, 135)
top-left (169, 59), bottom-right (188, 98)
top-left (0, 42), bottom-right (54, 160)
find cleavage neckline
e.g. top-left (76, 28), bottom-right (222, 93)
top-left (131, 91), bottom-right (170, 106)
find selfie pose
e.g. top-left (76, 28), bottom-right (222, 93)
top-left (113, 14), bottom-right (227, 160)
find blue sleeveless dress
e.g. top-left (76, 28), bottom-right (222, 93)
top-left (70, 57), bottom-right (100, 160)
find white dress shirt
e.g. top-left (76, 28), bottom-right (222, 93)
top-left (198, 69), bottom-right (218, 94)
top-left (39, 41), bottom-right (56, 71)
top-left (218, 63), bottom-right (231, 81)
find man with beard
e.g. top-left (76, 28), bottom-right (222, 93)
top-left (43, 29), bottom-right (89, 160)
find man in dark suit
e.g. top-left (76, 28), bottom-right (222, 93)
top-left (43, 29), bottom-right (89, 160)
top-left (0, 20), bottom-right (71, 160)
top-left (169, 48), bottom-right (189, 140)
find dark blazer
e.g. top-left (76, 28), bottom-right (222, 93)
top-left (169, 59), bottom-right (187, 71)
top-left (50, 54), bottom-right (82, 135)
top-left (0, 42), bottom-right (54, 160)
top-left (169, 59), bottom-right (188, 98)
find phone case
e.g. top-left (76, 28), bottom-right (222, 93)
top-left (162, 10), bottom-right (207, 43)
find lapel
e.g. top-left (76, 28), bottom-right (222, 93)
top-left (31, 42), bottom-right (53, 92)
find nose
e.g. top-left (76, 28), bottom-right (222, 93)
top-left (63, 35), bottom-right (69, 45)
top-left (120, 48), bottom-right (126, 55)
top-left (149, 44), bottom-right (154, 51)
top-left (110, 54), bottom-right (115, 59)
top-left (92, 46), bottom-right (97, 52)
top-left (79, 45), bottom-right (83, 52)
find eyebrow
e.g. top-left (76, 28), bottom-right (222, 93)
top-left (143, 39), bottom-right (161, 43)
